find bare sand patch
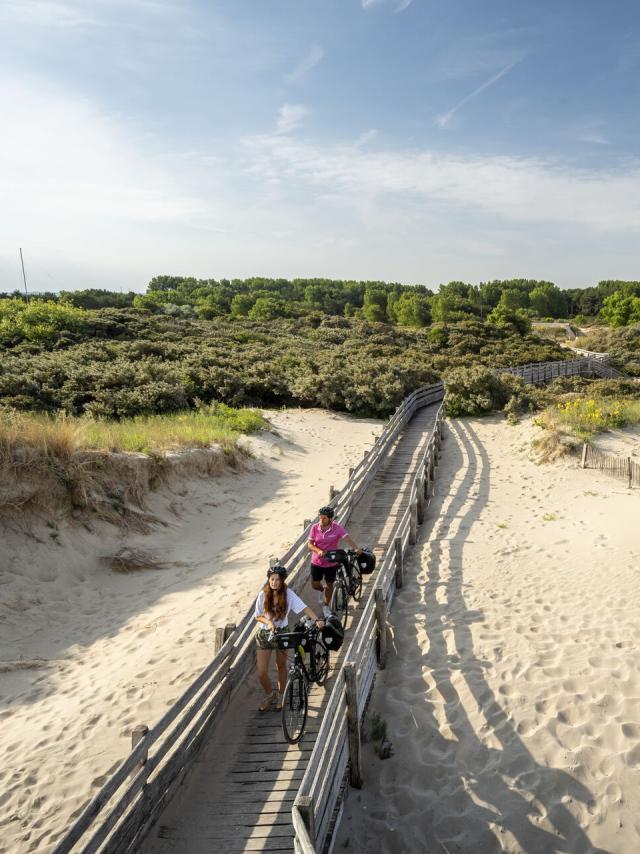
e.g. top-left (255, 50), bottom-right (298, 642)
top-left (0, 408), bottom-right (381, 854)
top-left (338, 414), bottom-right (640, 854)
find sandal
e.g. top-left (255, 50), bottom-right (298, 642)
top-left (274, 695), bottom-right (283, 712)
top-left (259, 691), bottom-right (276, 713)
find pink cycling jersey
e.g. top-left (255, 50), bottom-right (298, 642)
top-left (310, 521), bottom-right (348, 567)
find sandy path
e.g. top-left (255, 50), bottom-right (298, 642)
top-left (0, 409), bottom-right (381, 854)
top-left (338, 416), bottom-right (640, 854)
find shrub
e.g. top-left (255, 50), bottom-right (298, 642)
top-left (0, 299), bottom-right (88, 344)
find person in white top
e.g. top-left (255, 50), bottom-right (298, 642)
top-left (254, 564), bottom-right (324, 712)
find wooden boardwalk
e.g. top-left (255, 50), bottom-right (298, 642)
top-left (141, 402), bottom-right (440, 854)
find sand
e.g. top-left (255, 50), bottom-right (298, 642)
top-left (338, 416), bottom-right (640, 854)
top-left (0, 409), bottom-right (381, 854)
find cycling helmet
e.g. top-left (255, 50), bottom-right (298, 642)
top-left (318, 506), bottom-right (335, 519)
top-left (267, 564), bottom-right (288, 579)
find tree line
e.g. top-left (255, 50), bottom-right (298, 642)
top-left (2, 277), bottom-right (640, 329)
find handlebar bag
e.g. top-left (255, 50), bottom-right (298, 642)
top-left (323, 548), bottom-right (348, 565)
top-left (274, 631), bottom-right (306, 650)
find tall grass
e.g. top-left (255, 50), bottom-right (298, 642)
top-left (532, 395), bottom-right (640, 462)
top-left (0, 404), bottom-right (266, 460)
top-left (547, 397), bottom-right (640, 441)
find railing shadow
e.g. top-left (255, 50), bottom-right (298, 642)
top-left (407, 420), bottom-right (607, 853)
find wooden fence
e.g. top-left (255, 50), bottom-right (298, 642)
top-left (569, 347), bottom-right (610, 362)
top-left (581, 443), bottom-right (640, 488)
top-left (499, 357), bottom-right (626, 384)
top-left (291, 403), bottom-right (445, 854)
top-left (51, 381), bottom-right (445, 854)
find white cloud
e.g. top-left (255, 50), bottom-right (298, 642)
top-left (436, 61), bottom-right (518, 128)
top-left (242, 132), bottom-right (640, 232)
top-left (0, 0), bottom-right (184, 29)
top-left (286, 45), bottom-right (324, 82)
top-left (361, 0), bottom-right (413, 11)
top-left (276, 103), bottom-right (310, 134)
top-left (354, 129), bottom-right (379, 147)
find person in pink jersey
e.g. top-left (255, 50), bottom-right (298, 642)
top-left (307, 506), bottom-right (362, 607)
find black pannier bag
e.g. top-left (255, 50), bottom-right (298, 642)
top-left (356, 548), bottom-right (376, 575)
top-left (321, 614), bottom-right (344, 651)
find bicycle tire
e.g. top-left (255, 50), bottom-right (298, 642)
top-left (313, 640), bottom-right (330, 686)
top-left (331, 579), bottom-right (349, 629)
top-left (281, 669), bottom-right (308, 744)
top-left (351, 567), bottom-right (363, 602)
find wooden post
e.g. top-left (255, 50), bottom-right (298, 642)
top-left (628, 458), bottom-right (632, 489)
top-left (581, 443), bottom-right (588, 468)
top-left (212, 625), bottom-right (225, 655)
top-left (409, 497), bottom-right (418, 545)
top-left (343, 663), bottom-right (362, 788)
top-left (429, 448), bottom-right (435, 481)
top-left (295, 795), bottom-right (316, 848)
top-left (131, 724), bottom-right (149, 767)
top-left (394, 536), bottom-right (404, 589)
top-left (303, 518), bottom-right (311, 530)
top-left (329, 485), bottom-right (337, 501)
top-left (417, 488), bottom-right (425, 525)
top-left (348, 467), bottom-right (354, 478)
top-left (374, 587), bottom-right (388, 669)
top-left (224, 623), bottom-right (236, 642)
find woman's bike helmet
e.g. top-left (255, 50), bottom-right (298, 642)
top-left (318, 506), bottom-right (335, 519)
top-left (267, 564), bottom-right (288, 579)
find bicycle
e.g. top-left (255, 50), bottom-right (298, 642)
top-left (325, 548), bottom-right (364, 629)
top-left (271, 617), bottom-right (332, 743)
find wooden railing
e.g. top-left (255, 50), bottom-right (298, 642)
top-left (292, 400), bottom-right (446, 853)
top-left (51, 381), bottom-right (444, 854)
top-left (499, 357), bottom-right (627, 384)
top-left (569, 347), bottom-right (610, 362)
top-left (581, 443), bottom-right (640, 488)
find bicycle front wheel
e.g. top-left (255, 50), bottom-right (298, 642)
top-left (351, 567), bottom-right (363, 602)
top-left (313, 640), bottom-right (330, 686)
top-left (282, 670), bottom-right (308, 744)
top-left (331, 580), bottom-right (349, 629)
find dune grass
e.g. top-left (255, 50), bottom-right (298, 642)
top-left (0, 403), bottom-right (266, 460)
top-left (548, 397), bottom-right (640, 441)
top-left (532, 395), bottom-right (640, 462)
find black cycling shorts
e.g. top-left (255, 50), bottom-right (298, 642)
top-left (310, 563), bottom-right (338, 584)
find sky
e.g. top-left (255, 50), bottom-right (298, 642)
top-left (1, 0), bottom-right (640, 293)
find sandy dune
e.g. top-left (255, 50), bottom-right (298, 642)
top-left (338, 416), bottom-right (640, 854)
top-left (0, 409), bottom-right (381, 854)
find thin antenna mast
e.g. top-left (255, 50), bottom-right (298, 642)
top-left (19, 248), bottom-right (29, 302)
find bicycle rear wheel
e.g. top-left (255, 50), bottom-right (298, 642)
top-left (281, 669), bottom-right (308, 744)
top-left (313, 640), bottom-right (330, 686)
top-left (330, 579), bottom-right (349, 629)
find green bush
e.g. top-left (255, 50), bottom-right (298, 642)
top-left (0, 299), bottom-right (88, 344)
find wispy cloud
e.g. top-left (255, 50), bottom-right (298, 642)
top-left (361, 0), bottom-right (411, 11)
top-left (435, 61), bottom-right (518, 128)
top-left (286, 45), bottom-right (324, 82)
top-left (354, 129), bottom-right (378, 147)
top-left (242, 131), bottom-right (640, 231)
top-left (276, 103), bottom-right (310, 134)
top-left (0, 0), bottom-right (184, 29)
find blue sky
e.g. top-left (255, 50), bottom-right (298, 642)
top-left (1, 0), bottom-right (640, 293)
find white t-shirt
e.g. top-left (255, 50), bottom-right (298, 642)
top-left (254, 588), bottom-right (306, 630)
